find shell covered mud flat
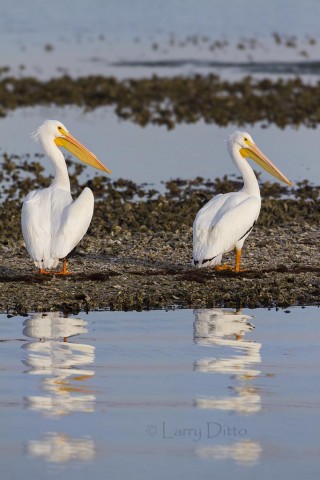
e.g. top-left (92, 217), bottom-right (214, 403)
top-left (0, 156), bottom-right (319, 314)
top-left (2, 73), bottom-right (320, 129)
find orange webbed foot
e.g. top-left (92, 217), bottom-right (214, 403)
top-left (38, 268), bottom-right (52, 275)
top-left (55, 258), bottom-right (72, 275)
top-left (214, 249), bottom-right (247, 273)
top-left (38, 259), bottom-right (72, 275)
top-left (214, 264), bottom-right (233, 271)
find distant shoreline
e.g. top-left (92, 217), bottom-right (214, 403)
top-left (1, 73), bottom-right (320, 129)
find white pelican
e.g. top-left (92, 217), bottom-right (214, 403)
top-left (193, 131), bottom-right (292, 272)
top-left (21, 119), bottom-right (111, 274)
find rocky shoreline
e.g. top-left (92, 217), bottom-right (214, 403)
top-left (0, 159), bottom-right (319, 314)
top-left (0, 225), bottom-right (319, 315)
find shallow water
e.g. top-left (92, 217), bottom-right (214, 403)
top-left (0, 307), bottom-right (319, 479)
top-left (1, 3), bottom-right (320, 190)
top-left (0, 107), bottom-right (318, 186)
top-left (2, 0), bottom-right (320, 79)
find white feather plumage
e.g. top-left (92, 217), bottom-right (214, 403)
top-left (21, 119), bottom-right (107, 272)
top-left (193, 130), bottom-right (291, 271)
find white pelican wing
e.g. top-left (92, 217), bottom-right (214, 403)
top-left (22, 187), bottom-right (94, 268)
top-left (51, 187), bottom-right (94, 260)
top-left (22, 189), bottom-right (53, 267)
top-left (193, 192), bottom-right (260, 265)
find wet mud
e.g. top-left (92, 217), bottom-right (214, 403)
top-left (0, 156), bottom-right (319, 314)
top-left (1, 74), bottom-right (320, 129)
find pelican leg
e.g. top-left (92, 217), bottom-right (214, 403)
top-left (214, 249), bottom-right (243, 272)
top-left (235, 249), bottom-right (249, 272)
top-left (235, 249), bottom-right (242, 272)
top-left (56, 258), bottom-right (72, 275)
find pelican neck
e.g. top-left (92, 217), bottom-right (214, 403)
top-left (41, 139), bottom-right (71, 191)
top-left (231, 147), bottom-right (261, 198)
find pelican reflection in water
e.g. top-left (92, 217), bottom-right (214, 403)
top-left (193, 308), bottom-right (262, 466)
top-left (22, 312), bottom-right (95, 417)
top-left (193, 308), bottom-right (261, 413)
top-left (22, 312), bottom-right (96, 463)
top-left (28, 433), bottom-right (95, 464)
top-left (196, 441), bottom-right (262, 467)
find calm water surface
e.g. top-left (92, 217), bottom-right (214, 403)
top-left (2, 0), bottom-right (320, 78)
top-left (1, 2), bottom-right (320, 187)
top-left (0, 107), bottom-right (318, 186)
top-left (0, 307), bottom-right (319, 479)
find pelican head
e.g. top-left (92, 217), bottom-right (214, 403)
top-left (32, 119), bottom-right (111, 174)
top-left (227, 130), bottom-right (292, 186)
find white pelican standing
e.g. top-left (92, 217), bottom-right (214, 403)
top-left (21, 120), bottom-right (111, 274)
top-left (193, 131), bottom-right (292, 272)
